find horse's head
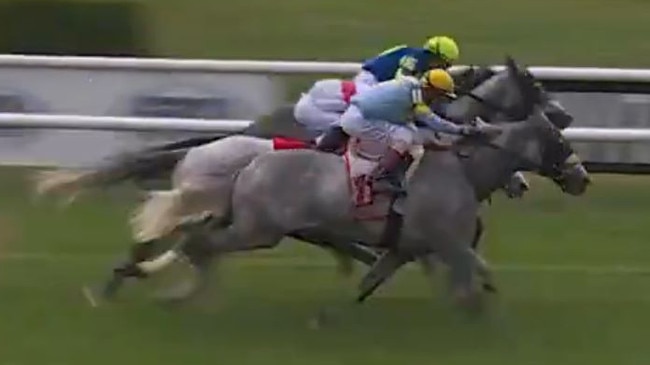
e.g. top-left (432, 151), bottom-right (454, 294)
top-left (449, 56), bottom-right (574, 129)
top-left (506, 56), bottom-right (573, 129)
top-left (452, 65), bottom-right (497, 91)
top-left (512, 107), bottom-right (590, 196)
top-left (504, 56), bottom-right (574, 129)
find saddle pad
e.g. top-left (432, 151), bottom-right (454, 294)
top-left (343, 138), bottom-right (408, 220)
top-left (343, 142), bottom-right (377, 207)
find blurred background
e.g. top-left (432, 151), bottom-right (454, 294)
top-left (0, 0), bottom-right (649, 364)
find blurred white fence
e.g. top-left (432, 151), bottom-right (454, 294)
top-left (0, 113), bottom-right (650, 143)
top-left (0, 54), bottom-right (650, 167)
top-left (2, 54), bottom-right (650, 81)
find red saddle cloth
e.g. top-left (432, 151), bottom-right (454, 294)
top-left (272, 137), bottom-right (311, 150)
top-left (343, 140), bottom-right (392, 220)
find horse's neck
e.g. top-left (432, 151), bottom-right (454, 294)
top-left (447, 75), bottom-right (509, 122)
top-left (457, 123), bottom-right (536, 201)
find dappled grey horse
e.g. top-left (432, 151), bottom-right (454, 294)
top-left (135, 57), bottom-right (591, 313)
top-left (33, 57), bottom-right (578, 300)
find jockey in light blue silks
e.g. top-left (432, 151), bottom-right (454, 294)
top-left (316, 69), bottom-right (491, 192)
top-left (354, 35), bottom-right (461, 92)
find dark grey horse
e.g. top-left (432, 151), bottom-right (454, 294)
top-left (135, 57), bottom-right (590, 313)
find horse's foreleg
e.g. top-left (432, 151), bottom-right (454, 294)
top-left (440, 246), bottom-right (485, 313)
top-left (469, 216), bottom-right (497, 292)
top-left (356, 251), bottom-right (410, 303)
top-left (420, 215), bottom-right (488, 292)
top-left (311, 250), bottom-right (409, 329)
top-left (472, 216), bottom-right (484, 250)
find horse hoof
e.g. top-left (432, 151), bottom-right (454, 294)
top-left (453, 290), bottom-right (486, 315)
top-left (153, 281), bottom-right (198, 304)
top-left (152, 263), bottom-right (205, 304)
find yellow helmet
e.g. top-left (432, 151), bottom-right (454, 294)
top-left (424, 36), bottom-right (460, 63)
top-left (422, 69), bottom-right (456, 98)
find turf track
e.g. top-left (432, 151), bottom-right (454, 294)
top-left (1, 0), bottom-right (650, 362)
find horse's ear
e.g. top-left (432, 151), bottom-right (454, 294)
top-left (504, 55), bottom-right (518, 75)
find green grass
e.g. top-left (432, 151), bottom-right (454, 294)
top-left (1, 168), bottom-right (650, 364)
top-left (7, 0), bottom-right (647, 66)
top-left (133, 0), bottom-right (650, 67)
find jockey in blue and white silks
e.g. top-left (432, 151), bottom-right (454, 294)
top-left (316, 69), bottom-right (488, 189)
top-left (353, 36), bottom-right (460, 93)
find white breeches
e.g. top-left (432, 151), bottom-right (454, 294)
top-left (338, 104), bottom-right (416, 155)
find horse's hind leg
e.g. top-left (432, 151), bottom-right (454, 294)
top-left (150, 219), bottom-right (285, 303)
top-left (101, 239), bottom-right (158, 299)
top-left (290, 230), bottom-right (380, 276)
top-left (102, 182), bottom-right (221, 300)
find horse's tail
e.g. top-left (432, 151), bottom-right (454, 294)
top-left (33, 148), bottom-right (189, 202)
top-left (130, 189), bottom-right (185, 242)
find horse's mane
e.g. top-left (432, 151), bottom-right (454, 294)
top-left (454, 66), bottom-right (497, 92)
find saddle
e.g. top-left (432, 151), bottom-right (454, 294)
top-left (343, 139), bottom-right (413, 221)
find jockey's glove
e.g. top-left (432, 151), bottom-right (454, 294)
top-left (460, 123), bottom-right (503, 138)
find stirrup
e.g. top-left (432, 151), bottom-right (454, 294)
top-left (372, 177), bottom-right (406, 196)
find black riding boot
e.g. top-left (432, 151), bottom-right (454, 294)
top-left (372, 149), bottom-right (412, 249)
top-left (370, 148), bottom-right (411, 194)
top-left (380, 205), bottom-right (409, 248)
top-left (316, 126), bottom-right (349, 154)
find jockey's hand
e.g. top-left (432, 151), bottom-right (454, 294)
top-left (460, 123), bottom-right (502, 138)
top-left (470, 116), bottom-right (488, 127)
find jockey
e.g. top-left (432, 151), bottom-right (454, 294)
top-left (317, 68), bottom-right (493, 191)
top-left (293, 78), bottom-right (357, 135)
top-left (354, 36), bottom-right (460, 92)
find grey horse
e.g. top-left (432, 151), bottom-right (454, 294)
top-left (134, 57), bottom-right (591, 313)
top-left (34, 57), bottom-right (578, 300)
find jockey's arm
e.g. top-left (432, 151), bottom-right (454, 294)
top-left (429, 100), bottom-right (464, 124)
top-left (411, 89), bottom-right (463, 135)
top-left (414, 104), bottom-right (463, 134)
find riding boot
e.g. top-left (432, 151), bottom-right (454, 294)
top-left (369, 148), bottom-right (408, 194)
top-left (377, 205), bottom-right (405, 249)
top-left (316, 126), bottom-right (349, 154)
